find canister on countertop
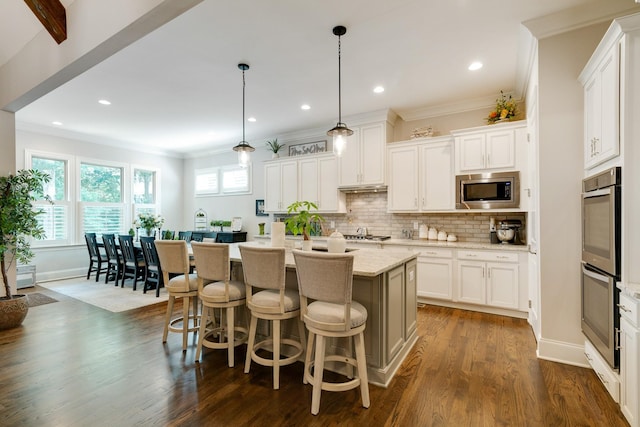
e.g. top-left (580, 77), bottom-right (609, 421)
top-left (419, 224), bottom-right (428, 239)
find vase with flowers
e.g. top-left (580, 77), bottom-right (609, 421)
top-left (486, 90), bottom-right (517, 124)
top-left (134, 213), bottom-right (164, 238)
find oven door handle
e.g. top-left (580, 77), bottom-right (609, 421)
top-left (582, 263), bottom-right (611, 283)
top-left (582, 187), bottom-right (613, 199)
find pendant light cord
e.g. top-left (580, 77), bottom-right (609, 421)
top-left (242, 68), bottom-right (246, 143)
top-left (337, 33), bottom-right (342, 124)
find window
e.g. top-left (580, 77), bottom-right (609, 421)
top-left (28, 153), bottom-right (72, 245)
top-left (195, 168), bottom-right (219, 196)
top-left (132, 167), bottom-right (159, 220)
top-left (80, 162), bottom-right (125, 236)
top-left (195, 164), bottom-right (251, 196)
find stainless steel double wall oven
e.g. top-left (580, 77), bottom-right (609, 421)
top-left (581, 166), bottom-right (621, 370)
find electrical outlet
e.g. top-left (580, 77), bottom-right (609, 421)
top-left (330, 221), bottom-right (335, 229)
top-left (413, 221), bottom-right (419, 230)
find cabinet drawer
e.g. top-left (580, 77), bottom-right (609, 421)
top-left (619, 292), bottom-right (640, 327)
top-left (584, 339), bottom-right (620, 403)
top-left (418, 248), bottom-right (453, 259)
top-left (457, 250), bottom-right (518, 263)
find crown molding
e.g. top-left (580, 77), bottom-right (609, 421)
top-left (523, 1), bottom-right (640, 39)
top-left (396, 94), bottom-right (503, 122)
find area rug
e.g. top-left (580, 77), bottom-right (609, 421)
top-left (38, 277), bottom-right (169, 313)
top-left (26, 293), bottom-right (58, 308)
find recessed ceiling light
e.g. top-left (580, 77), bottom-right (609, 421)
top-left (248, 117), bottom-right (256, 122)
top-left (98, 99), bottom-right (111, 105)
top-left (373, 86), bottom-right (384, 93)
top-left (52, 121), bottom-right (63, 126)
top-left (301, 104), bottom-right (310, 110)
top-left (468, 61), bottom-right (483, 71)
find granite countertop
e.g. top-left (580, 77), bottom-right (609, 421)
top-left (618, 282), bottom-right (640, 300)
top-left (230, 241), bottom-right (417, 277)
top-left (253, 235), bottom-right (529, 252)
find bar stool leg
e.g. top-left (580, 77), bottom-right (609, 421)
top-left (311, 334), bottom-right (326, 415)
top-left (273, 319), bottom-right (281, 390)
top-left (354, 332), bottom-right (370, 408)
top-left (182, 296), bottom-right (190, 351)
top-left (244, 315), bottom-right (258, 373)
top-left (227, 307), bottom-right (235, 367)
top-left (303, 331), bottom-right (315, 385)
top-left (163, 296), bottom-right (175, 343)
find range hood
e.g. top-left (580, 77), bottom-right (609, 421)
top-left (338, 185), bottom-right (388, 194)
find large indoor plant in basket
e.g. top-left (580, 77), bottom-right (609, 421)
top-left (0, 169), bottom-right (51, 330)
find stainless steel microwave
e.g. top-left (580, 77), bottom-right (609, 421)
top-left (455, 171), bottom-right (520, 209)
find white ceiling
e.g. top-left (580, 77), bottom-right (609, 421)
top-left (3, 0), bottom-right (640, 157)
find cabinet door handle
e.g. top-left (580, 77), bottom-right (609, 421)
top-left (597, 372), bottom-right (608, 385)
top-left (414, 198), bottom-right (418, 208)
top-left (584, 352), bottom-right (593, 362)
top-left (487, 267), bottom-right (491, 279)
top-left (425, 251), bottom-right (437, 256)
top-left (617, 303), bottom-right (630, 313)
top-left (615, 327), bottom-right (621, 350)
top-left (496, 255), bottom-right (509, 259)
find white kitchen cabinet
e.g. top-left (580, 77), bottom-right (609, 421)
top-left (619, 292), bottom-right (639, 427)
top-left (580, 40), bottom-right (619, 170)
top-left (416, 248), bottom-right (454, 300)
top-left (266, 155), bottom-right (345, 213)
top-left (451, 121), bottom-right (528, 175)
top-left (584, 338), bottom-right (620, 403)
top-left (264, 160), bottom-right (297, 212)
top-left (299, 155), bottom-right (345, 212)
top-left (457, 250), bottom-right (519, 309)
top-left (387, 136), bottom-right (454, 212)
top-left (339, 122), bottom-right (387, 187)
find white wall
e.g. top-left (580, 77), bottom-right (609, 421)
top-left (535, 21), bottom-right (610, 364)
top-left (16, 129), bottom-right (184, 281)
top-left (182, 147), bottom-right (274, 240)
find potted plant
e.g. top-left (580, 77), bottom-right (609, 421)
top-left (266, 139), bottom-right (285, 159)
top-left (0, 169), bottom-right (51, 330)
top-left (284, 201), bottom-right (324, 251)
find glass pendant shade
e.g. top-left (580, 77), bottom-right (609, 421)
top-left (328, 123), bottom-right (353, 156)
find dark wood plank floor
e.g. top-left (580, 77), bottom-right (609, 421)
top-left (0, 285), bottom-right (628, 426)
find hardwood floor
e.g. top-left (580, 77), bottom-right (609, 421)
top-left (0, 285), bottom-right (628, 426)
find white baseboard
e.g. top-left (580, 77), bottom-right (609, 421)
top-left (37, 268), bottom-right (86, 283)
top-left (537, 337), bottom-right (589, 368)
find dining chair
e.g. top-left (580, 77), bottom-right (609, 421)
top-left (190, 232), bottom-right (205, 242)
top-left (84, 232), bottom-right (108, 282)
top-left (292, 249), bottom-right (369, 415)
top-left (139, 236), bottom-right (163, 297)
top-left (155, 240), bottom-right (200, 352)
top-left (191, 242), bottom-right (247, 367)
top-left (178, 231), bottom-right (192, 242)
top-left (102, 233), bottom-right (123, 285)
top-left (118, 235), bottom-right (145, 290)
top-left (240, 245), bottom-right (306, 390)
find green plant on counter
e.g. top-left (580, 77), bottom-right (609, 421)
top-left (284, 201), bottom-right (324, 241)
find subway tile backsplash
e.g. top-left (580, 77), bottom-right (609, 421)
top-left (319, 192), bottom-right (527, 244)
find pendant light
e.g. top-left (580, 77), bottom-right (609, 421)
top-left (327, 25), bottom-right (353, 157)
top-left (233, 63), bottom-right (255, 167)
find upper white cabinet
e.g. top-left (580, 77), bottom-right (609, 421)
top-left (265, 154), bottom-right (345, 213)
top-left (452, 122), bottom-right (524, 173)
top-left (387, 136), bottom-right (454, 212)
top-left (338, 122), bottom-right (390, 188)
top-left (299, 155), bottom-right (345, 212)
top-left (579, 34), bottom-right (620, 170)
top-left (264, 160), bottom-right (298, 213)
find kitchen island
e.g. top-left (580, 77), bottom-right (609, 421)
top-left (227, 242), bottom-right (418, 387)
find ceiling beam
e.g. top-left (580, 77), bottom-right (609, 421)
top-left (23, 0), bottom-right (67, 44)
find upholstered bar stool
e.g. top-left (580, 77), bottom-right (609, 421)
top-left (191, 242), bottom-right (247, 367)
top-left (240, 245), bottom-right (306, 390)
top-left (292, 249), bottom-right (370, 415)
top-left (155, 240), bottom-right (200, 352)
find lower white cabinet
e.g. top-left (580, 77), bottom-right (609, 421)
top-left (457, 250), bottom-right (519, 309)
top-left (620, 292), bottom-right (639, 427)
top-left (584, 339), bottom-right (620, 403)
top-left (417, 248), bottom-right (454, 300)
